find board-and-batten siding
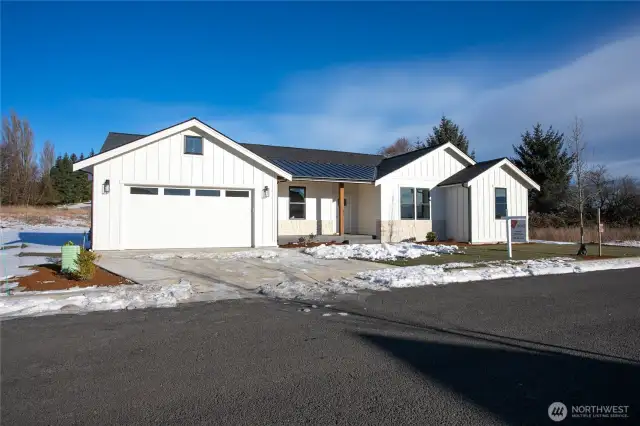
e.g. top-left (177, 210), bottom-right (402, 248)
top-left (91, 128), bottom-right (278, 250)
top-left (377, 147), bottom-right (469, 241)
top-left (469, 165), bottom-right (529, 243)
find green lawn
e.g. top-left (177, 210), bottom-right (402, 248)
top-left (381, 243), bottom-right (640, 267)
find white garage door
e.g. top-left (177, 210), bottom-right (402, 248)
top-left (123, 186), bottom-right (252, 249)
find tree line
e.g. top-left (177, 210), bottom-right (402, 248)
top-left (1, 111), bottom-right (93, 206)
top-left (379, 115), bottom-right (640, 231)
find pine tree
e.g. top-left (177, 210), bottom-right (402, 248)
top-left (418, 115), bottom-right (475, 159)
top-left (512, 123), bottom-right (574, 213)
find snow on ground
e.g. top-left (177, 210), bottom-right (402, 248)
top-left (304, 242), bottom-right (460, 261)
top-left (258, 257), bottom-right (640, 300)
top-left (530, 239), bottom-right (577, 245)
top-left (0, 279), bottom-right (193, 320)
top-left (139, 250), bottom-right (280, 261)
top-left (604, 240), bottom-right (640, 248)
top-left (1, 222), bottom-right (89, 280)
top-left (56, 201), bottom-right (91, 210)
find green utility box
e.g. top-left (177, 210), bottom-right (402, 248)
top-left (61, 245), bottom-right (81, 273)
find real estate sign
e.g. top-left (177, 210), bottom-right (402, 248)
top-left (510, 218), bottom-right (527, 243)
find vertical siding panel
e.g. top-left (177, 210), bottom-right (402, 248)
top-left (234, 155), bottom-right (244, 184)
top-left (202, 137), bottom-right (213, 185)
top-left (244, 160), bottom-right (254, 186)
top-left (191, 154), bottom-right (203, 185)
top-left (134, 148), bottom-right (146, 181)
top-left (158, 137), bottom-right (170, 182)
top-left (147, 140), bottom-right (159, 181)
top-left (169, 134), bottom-right (181, 183)
top-left (122, 152), bottom-right (134, 182)
top-left (213, 143), bottom-right (223, 185)
top-left (109, 157), bottom-right (123, 248)
top-left (223, 148), bottom-right (234, 185)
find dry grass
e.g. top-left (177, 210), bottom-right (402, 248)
top-left (530, 227), bottom-right (640, 243)
top-left (0, 205), bottom-right (90, 227)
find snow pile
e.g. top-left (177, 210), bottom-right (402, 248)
top-left (605, 240), bottom-right (640, 248)
top-left (258, 257), bottom-right (640, 300)
top-left (530, 240), bottom-right (576, 245)
top-left (141, 250), bottom-right (280, 261)
top-left (304, 242), bottom-right (460, 261)
top-left (0, 279), bottom-right (193, 319)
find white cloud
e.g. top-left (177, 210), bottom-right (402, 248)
top-left (95, 33), bottom-right (640, 176)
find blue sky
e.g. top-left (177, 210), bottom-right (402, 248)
top-left (2, 2), bottom-right (640, 175)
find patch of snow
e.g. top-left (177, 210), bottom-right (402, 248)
top-left (530, 240), bottom-right (576, 245)
top-left (322, 313), bottom-right (332, 317)
top-left (0, 279), bottom-right (193, 320)
top-left (258, 257), bottom-right (640, 300)
top-left (337, 312), bottom-right (349, 316)
top-left (304, 242), bottom-right (460, 261)
top-left (56, 202), bottom-right (91, 210)
top-left (604, 240), bottom-right (640, 248)
top-left (141, 250), bottom-right (279, 261)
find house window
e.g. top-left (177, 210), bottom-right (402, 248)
top-left (184, 136), bottom-right (203, 155)
top-left (495, 188), bottom-right (507, 218)
top-left (400, 187), bottom-right (415, 219)
top-left (195, 189), bottom-right (220, 197)
top-left (289, 186), bottom-right (306, 219)
top-left (130, 187), bottom-right (158, 195)
top-left (226, 190), bottom-right (249, 198)
top-left (164, 188), bottom-right (190, 196)
top-left (416, 189), bottom-right (430, 220)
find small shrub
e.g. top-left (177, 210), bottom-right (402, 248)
top-left (401, 237), bottom-right (416, 243)
top-left (426, 231), bottom-right (437, 242)
top-left (297, 236), bottom-right (306, 244)
top-left (306, 233), bottom-right (316, 244)
top-left (72, 249), bottom-right (100, 281)
top-left (63, 241), bottom-right (75, 246)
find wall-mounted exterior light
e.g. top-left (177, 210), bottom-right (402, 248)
top-left (103, 179), bottom-right (110, 194)
top-left (262, 185), bottom-right (270, 198)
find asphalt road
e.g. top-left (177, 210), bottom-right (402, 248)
top-left (3, 268), bottom-right (640, 425)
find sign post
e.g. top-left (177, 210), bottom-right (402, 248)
top-left (505, 215), bottom-right (527, 259)
top-left (598, 208), bottom-right (603, 257)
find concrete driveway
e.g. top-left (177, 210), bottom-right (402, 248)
top-left (96, 247), bottom-right (391, 302)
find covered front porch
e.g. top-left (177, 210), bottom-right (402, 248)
top-left (277, 180), bottom-right (381, 239)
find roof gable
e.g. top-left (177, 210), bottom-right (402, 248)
top-left (438, 158), bottom-right (540, 190)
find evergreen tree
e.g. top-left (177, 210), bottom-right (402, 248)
top-left (418, 115), bottom-right (475, 159)
top-left (512, 123), bottom-right (574, 213)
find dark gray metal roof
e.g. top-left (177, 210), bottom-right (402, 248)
top-left (270, 159), bottom-right (376, 181)
top-left (240, 143), bottom-right (382, 166)
top-left (100, 132), bottom-right (146, 153)
top-left (437, 158), bottom-right (505, 187)
top-left (376, 146), bottom-right (440, 180)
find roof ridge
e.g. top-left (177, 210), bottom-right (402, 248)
top-left (108, 131), bottom-right (147, 137)
top-left (240, 142), bottom-right (382, 158)
top-left (382, 144), bottom-right (435, 160)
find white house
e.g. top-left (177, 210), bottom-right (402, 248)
top-left (73, 118), bottom-right (540, 250)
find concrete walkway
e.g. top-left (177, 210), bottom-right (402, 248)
top-left (96, 248), bottom-right (392, 302)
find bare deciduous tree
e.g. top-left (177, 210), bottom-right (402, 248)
top-left (378, 137), bottom-right (414, 158)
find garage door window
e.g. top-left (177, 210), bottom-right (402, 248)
top-left (130, 187), bottom-right (158, 195)
top-left (164, 188), bottom-right (190, 196)
top-left (226, 190), bottom-right (249, 198)
top-left (195, 189), bottom-right (221, 197)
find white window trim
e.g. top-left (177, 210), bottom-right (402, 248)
top-left (400, 187), bottom-right (431, 221)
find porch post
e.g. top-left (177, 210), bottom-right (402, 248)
top-left (339, 182), bottom-right (345, 235)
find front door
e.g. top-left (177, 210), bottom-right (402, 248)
top-left (344, 197), bottom-right (353, 234)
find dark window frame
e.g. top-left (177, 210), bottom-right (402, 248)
top-left (164, 188), bottom-right (191, 196)
top-left (184, 135), bottom-right (203, 155)
top-left (416, 188), bottom-right (431, 220)
top-left (130, 187), bottom-right (158, 195)
top-left (495, 187), bottom-right (508, 219)
top-left (225, 190), bottom-right (250, 198)
top-left (400, 187), bottom-right (415, 220)
top-left (289, 186), bottom-right (306, 219)
top-left (195, 189), bottom-right (221, 197)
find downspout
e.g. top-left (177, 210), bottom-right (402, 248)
top-left (464, 183), bottom-right (472, 243)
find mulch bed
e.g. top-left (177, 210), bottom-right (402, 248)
top-left (279, 241), bottom-right (347, 249)
top-left (14, 264), bottom-right (131, 291)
